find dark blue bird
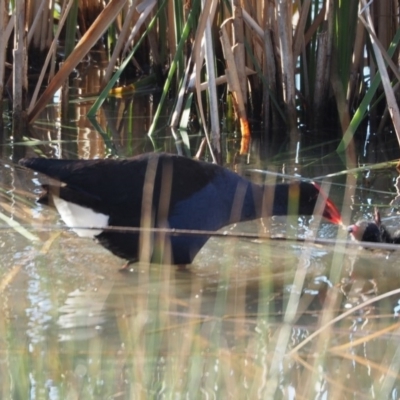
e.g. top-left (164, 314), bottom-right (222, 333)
top-left (348, 209), bottom-right (400, 245)
top-left (19, 152), bottom-right (342, 266)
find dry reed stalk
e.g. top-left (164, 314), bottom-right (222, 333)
top-left (254, 0), bottom-right (262, 28)
top-left (121, 0), bottom-right (156, 60)
top-left (304, 3), bottom-right (326, 47)
top-left (26, 0), bottom-right (38, 48)
top-left (297, 287), bottom-right (344, 399)
top-left (241, 7), bottom-right (264, 115)
top-left (192, 0), bottom-right (218, 162)
top-left (313, 0), bottom-right (333, 128)
top-left (293, 0), bottom-right (310, 60)
top-left (359, 16), bottom-right (400, 85)
top-left (28, 0), bottom-right (74, 113)
top-left (198, 67), bottom-right (256, 91)
top-left (103, 0), bottom-right (139, 86)
top-left (370, 328), bottom-right (400, 396)
top-left (220, 23), bottom-right (249, 155)
top-left (374, 0), bottom-right (394, 51)
top-left (360, 0), bottom-right (400, 146)
top-left (201, 0), bottom-right (220, 154)
top-left (146, 16), bottom-right (161, 67)
top-left (348, 18), bottom-right (365, 108)
top-left (13, 0), bottom-right (28, 132)
top-left (264, 195), bottom-right (328, 398)
top-left (0, 1), bottom-right (8, 117)
top-left (330, 66), bottom-right (354, 166)
top-left (286, 173), bottom-right (356, 355)
top-left (0, 208), bottom-right (40, 242)
top-left (39, 0), bottom-right (52, 51)
top-left (79, 0), bottom-right (104, 32)
top-left (275, 0), bottom-right (297, 136)
top-left (250, 0), bottom-right (263, 68)
top-left (28, 0), bottom-right (127, 123)
top-left (243, 8), bottom-right (263, 40)
top-left (314, 30), bottom-right (329, 116)
top-left (169, 57), bottom-right (192, 129)
top-left (166, 0), bottom-right (176, 60)
top-left (289, 288), bottom-right (400, 358)
top-left (262, 31), bottom-right (271, 133)
top-left (232, 0), bottom-right (247, 105)
top-left (263, 2), bottom-right (278, 133)
top-left (27, 0), bottom-right (52, 50)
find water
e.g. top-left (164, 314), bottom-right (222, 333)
top-left (1, 77), bottom-right (400, 398)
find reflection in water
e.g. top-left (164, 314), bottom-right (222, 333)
top-left (58, 286), bottom-right (112, 341)
top-left (25, 260), bottom-right (54, 344)
top-left (2, 81), bottom-right (400, 396)
top-left (2, 160), bottom-right (400, 397)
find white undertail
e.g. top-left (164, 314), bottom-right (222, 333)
top-left (53, 196), bottom-right (109, 238)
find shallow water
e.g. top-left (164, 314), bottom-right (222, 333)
top-left (2, 89), bottom-right (400, 398)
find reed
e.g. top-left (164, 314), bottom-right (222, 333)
top-left (2, 3), bottom-right (400, 398)
top-left (1, 0), bottom-right (399, 154)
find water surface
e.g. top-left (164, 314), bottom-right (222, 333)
top-left (1, 78), bottom-right (400, 398)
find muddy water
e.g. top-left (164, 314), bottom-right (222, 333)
top-left (1, 80), bottom-right (400, 397)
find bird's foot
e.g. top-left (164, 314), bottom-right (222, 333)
top-left (175, 264), bottom-right (190, 272)
top-left (119, 260), bottom-right (134, 272)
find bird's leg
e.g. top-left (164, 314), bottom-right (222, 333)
top-left (175, 264), bottom-right (190, 272)
top-left (119, 260), bottom-right (135, 272)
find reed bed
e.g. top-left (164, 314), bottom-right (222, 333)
top-left (1, 2), bottom-right (400, 398)
top-left (1, 0), bottom-right (400, 158)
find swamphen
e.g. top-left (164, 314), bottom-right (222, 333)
top-left (20, 152), bottom-right (342, 266)
top-left (348, 209), bottom-right (400, 245)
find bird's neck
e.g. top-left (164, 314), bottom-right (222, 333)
top-left (230, 182), bottom-right (271, 223)
top-left (241, 183), bottom-right (300, 221)
top-left (213, 173), bottom-right (297, 225)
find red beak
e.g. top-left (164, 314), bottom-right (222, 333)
top-left (312, 182), bottom-right (342, 225)
top-left (323, 198), bottom-right (342, 225)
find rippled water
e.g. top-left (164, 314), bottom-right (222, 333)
top-left (2, 90), bottom-right (400, 398)
top-left (2, 159), bottom-right (400, 398)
